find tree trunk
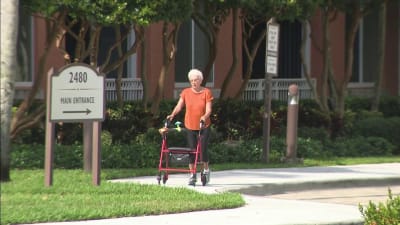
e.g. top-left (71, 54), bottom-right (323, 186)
top-left (115, 25), bottom-right (124, 108)
top-left (300, 20), bottom-right (324, 109)
top-left (320, 9), bottom-right (331, 113)
top-left (340, 5), bottom-right (362, 118)
top-left (10, 13), bottom-right (65, 140)
top-left (234, 18), bottom-right (267, 100)
top-left (220, 8), bottom-right (239, 99)
top-left (150, 23), bottom-right (180, 117)
top-left (139, 26), bottom-right (149, 110)
top-left (371, 2), bottom-right (386, 111)
top-left (1, 0), bottom-right (19, 181)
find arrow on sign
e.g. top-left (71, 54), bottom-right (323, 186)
top-left (62, 109), bottom-right (92, 115)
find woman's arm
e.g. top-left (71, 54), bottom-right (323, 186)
top-left (167, 97), bottom-right (184, 120)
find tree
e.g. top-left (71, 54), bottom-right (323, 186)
top-left (233, 0), bottom-right (320, 99)
top-left (8, 0), bottom-right (179, 174)
top-left (148, 1), bottom-right (193, 117)
top-left (191, 0), bottom-right (230, 84)
top-left (301, 0), bottom-right (386, 135)
top-left (1, 0), bottom-right (20, 181)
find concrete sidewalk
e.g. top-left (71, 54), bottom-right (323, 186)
top-left (19, 163), bottom-right (400, 225)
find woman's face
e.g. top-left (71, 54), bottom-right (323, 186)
top-left (189, 76), bottom-right (202, 89)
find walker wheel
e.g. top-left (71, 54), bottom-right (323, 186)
top-left (201, 173), bottom-right (207, 186)
top-left (162, 173), bottom-right (168, 184)
top-left (157, 174), bottom-right (162, 185)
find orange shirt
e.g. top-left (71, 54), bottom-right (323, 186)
top-left (181, 88), bottom-right (213, 130)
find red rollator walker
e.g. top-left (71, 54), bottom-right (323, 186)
top-left (157, 120), bottom-right (207, 186)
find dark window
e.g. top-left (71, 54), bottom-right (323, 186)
top-left (243, 20), bottom-right (302, 79)
top-left (17, 6), bottom-right (33, 81)
top-left (66, 25), bottom-right (127, 78)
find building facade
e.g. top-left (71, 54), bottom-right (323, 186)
top-left (15, 3), bottom-right (400, 101)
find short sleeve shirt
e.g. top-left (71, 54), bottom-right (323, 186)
top-left (180, 88), bottom-right (213, 130)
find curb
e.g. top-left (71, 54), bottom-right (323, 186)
top-left (229, 177), bottom-right (400, 196)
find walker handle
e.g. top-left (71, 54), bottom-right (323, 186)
top-left (164, 119), bottom-right (170, 128)
top-left (200, 120), bottom-right (205, 129)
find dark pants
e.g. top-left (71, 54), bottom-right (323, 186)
top-left (187, 126), bottom-right (210, 164)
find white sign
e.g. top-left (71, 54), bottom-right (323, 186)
top-left (266, 21), bottom-right (280, 76)
top-left (266, 56), bottom-right (278, 75)
top-left (267, 24), bottom-right (279, 52)
top-left (50, 64), bottom-right (104, 121)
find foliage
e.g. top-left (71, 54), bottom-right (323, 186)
top-left (12, 131), bottom-right (397, 170)
top-left (0, 170), bottom-right (244, 225)
top-left (352, 116), bottom-right (400, 154)
top-left (22, 0), bottom-right (192, 26)
top-left (103, 102), bottom-right (154, 144)
top-left (359, 189), bottom-right (400, 225)
top-left (326, 136), bottom-right (395, 157)
top-left (11, 97), bottom-right (400, 145)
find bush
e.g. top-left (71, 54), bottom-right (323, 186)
top-left (296, 137), bottom-right (326, 158)
top-left (326, 136), bottom-right (395, 157)
top-left (209, 137), bottom-right (284, 163)
top-left (359, 189), bottom-right (400, 225)
top-left (297, 126), bottom-right (330, 143)
top-left (11, 142), bottom-right (160, 169)
top-left (352, 117), bottom-right (400, 154)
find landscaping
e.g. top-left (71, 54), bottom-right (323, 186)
top-left (3, 97), bottom-right (400, 225)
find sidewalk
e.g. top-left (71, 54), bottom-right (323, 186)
top-left (20, 163), bottom-right (400, 225)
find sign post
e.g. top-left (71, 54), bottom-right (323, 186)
top-left (45, 63), bottom-right (104, 186)
top-left (263, 18), bottom-right (280, 163)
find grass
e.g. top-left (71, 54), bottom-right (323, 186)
top-left (1, 170), bottom-right (244, 225)
top-left (1, 156), bottom-right (399, 225)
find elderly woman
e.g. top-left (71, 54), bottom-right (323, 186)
top-left (167, 69), bottom-right (214, 185)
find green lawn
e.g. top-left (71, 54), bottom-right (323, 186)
top-left (1, 170), bottom-right (244, 225)
top-left (1, 156), bottom-right (399, 225)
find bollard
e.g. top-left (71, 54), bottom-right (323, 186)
top-left (285, 84), bottom-right (302, 163)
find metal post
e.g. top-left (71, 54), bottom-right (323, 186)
top-left (262, 74), bottom-right (272, 163)
top-left (45, 68), bottom-right (55, 186)
top-left (83, 122), bottom-right (93, 172)
top-left (285, 84), bottom-right (302, 163)
top-left (92, 121), bottom-right (101, 185)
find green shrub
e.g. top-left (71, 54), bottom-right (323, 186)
top-left (326, 136), bottom-right (394, 157)
top-left (352, 117), bottom-right (400, 154)
top-left (296, 137), bottom-right (325, 158)
top-left (11, 144), bottom-right (43, 168)
top-left (379, 96), bottom-right (400, 117)
top-left (359, 189), bottom-right (400, 225)
top-left (102, 143), bottom-right (159, 168)
top-left (11, 142), bottom-right (160, 169)
top-left (297, 126), bottom-right (330, 143)
top-left (209, 137), bottom-right (283, 163)
top-left (103, 101), bottom-right (154, 144)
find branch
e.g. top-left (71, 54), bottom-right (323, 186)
top-left (10, 104), bottom-right (46, 140)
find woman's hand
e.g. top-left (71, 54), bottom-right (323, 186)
top-left (166, 114), bottom-right (174, 121)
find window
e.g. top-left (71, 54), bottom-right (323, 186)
top-left (97, 27), bottom-right (128, 79)
top-left (243, 20), bottom-right (302, 79)
top-left (66, 25), bottom-right (133, 78)
top-left (175, 20), bottom-right (213, 87)
top-left (350, 10), bottom-right (379, 84)
top-left (17, 7), bottom-right (33, 82)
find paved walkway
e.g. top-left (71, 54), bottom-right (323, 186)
top-left (19, 163), bottom-right (400, 225)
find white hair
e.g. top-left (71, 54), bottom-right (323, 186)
top-left (188, 69), bottom-right (203, 80)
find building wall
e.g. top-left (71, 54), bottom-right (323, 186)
top-left (31, 6), bottom-right (399, 100)
top-left (309, 9), bottom-right (346, 96)
top-left (140, 16), bottom-right (244, 100)
top-left (384, 1), bottom-right (399, 96)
